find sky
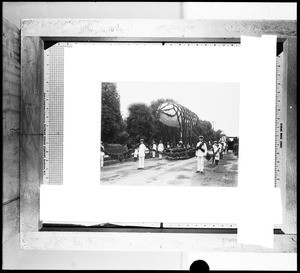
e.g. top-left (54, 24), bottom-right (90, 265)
top-left (116, 82), bottom-right (239, 137)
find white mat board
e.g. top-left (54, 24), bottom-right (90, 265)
top-left (41, 36), bottom-right (280, 248)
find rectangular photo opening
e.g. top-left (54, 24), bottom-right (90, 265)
top-left (40, 39), bottom-right (281, 236)
top-left (100, 82), bottom-right (239, 187)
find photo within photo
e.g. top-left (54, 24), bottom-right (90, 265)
top-left (100, 82), bottom-right (239, 187)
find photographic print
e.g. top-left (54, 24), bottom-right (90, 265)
top-left (100, 82), bottom-right (239, 187)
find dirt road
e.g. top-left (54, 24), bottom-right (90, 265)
top-left (100, 152), bottom-right (238, 187)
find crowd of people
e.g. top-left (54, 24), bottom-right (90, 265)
top-left (190, 135), bottom-right (230, 174)
top-left (100, 136), bottom-right (238, 174)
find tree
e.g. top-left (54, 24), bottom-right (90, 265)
top-left (116, 119), bottom-right (129, 144)
top-left (101, 82), bottom-right (123, 143)
top-left (126, 103), bottom-right (155, 143)
top-left (213, 129), bottom-right (223, 141)
top-left (196, 121), bottom-right (224, 144)
top-left (196, 120), bottom-right (213, 139)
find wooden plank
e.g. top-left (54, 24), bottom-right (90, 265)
top-left (3, 50), bottom-right (20, 63)
top-left (3, 93), bottom-right (20, 113)
top-left (3, 83), bottom-right (20, 204)
top-left (3, 199), bottom-right (20, 244)
top-left (3, 18), bottom-right (20, 35)
top-left (280, 39), bottom-right (292, 235)
top-left (2, 59), bottom-right (21, 76)
top-left (21, 232), bottom-right (296, 253)
top-left (2, 39), bottom-right (20, 59)
top-left (3, 18), bottom-right (21, 205)
top-left (21, 19), bottom-right (296, 39)
top-left (3, 18), bottom-right (20, 50)
top-left (3, 53), bottom-right (21, 67)
top-left (3, 131), bottom-right (20, 203)
top-left (21, 36), bottom-right (44, 135)
top-left (282, 38), bottom-right (297, 234)
top-left (20, 35), bottom-right (44, 233)
top-left (3, 68), bottom-right (21, 94)
top-left (2, 78), bottom-right (21, 94)
top-left (20, 134), bottom-right (43, 232)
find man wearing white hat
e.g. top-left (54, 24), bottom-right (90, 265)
top-left (138, 138), bottom-right (147, 169)
top-left (195, 135), bottom-right (207, 174)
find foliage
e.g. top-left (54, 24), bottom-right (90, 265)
top-left (195, 121), bottom-right (223, 142)
top-left (101, 84), bottom-right (226, 147)
top-left (214, 129), bottom-right (223, 141)
top-left (117, 130), bottom-right (130, 144)
top-left (101, 82), bottom-right (123, 143)
top-left (126, 103), bottom-right (155, 143)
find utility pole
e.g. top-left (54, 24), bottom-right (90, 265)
top-left (211, 121), bottom-right (216, 130)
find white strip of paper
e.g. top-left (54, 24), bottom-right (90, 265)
top-left (237, 35), bottom-right (278, 247)
top-left (63, 50), bottom-right (101, 187)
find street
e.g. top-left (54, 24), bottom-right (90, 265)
top-left (100, 152), bottom-right (238, 187)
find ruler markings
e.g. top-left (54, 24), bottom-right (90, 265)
top-left (275, 52), bottom-right (283, 188)
top-left (43, 50), bottom-right (50, 184)
top-left (43, 43), bottom-right (72, 185)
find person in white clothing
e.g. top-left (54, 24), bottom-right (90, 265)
top-left (223, 141), bottom-right (227, 155)
top-left (133, 148), bottom-right (138, 162)
top-left (212, 141), bottom-right (221, 165)
top-left (195, 135), bottom-right (207, 174)
top-left (138, 139), bottom-right (147, 169)
top-left (157, 140), bottom-right (164, 159)
top-left (100, 141), bottom-right (105, 168)
top-left (152, 140), bottom-right (157, 158)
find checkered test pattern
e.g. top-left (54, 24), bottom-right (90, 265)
top-left (43, 43), bottom-right (73, 185)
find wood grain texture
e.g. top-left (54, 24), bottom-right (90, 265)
top-left (3, 199), bottom-right (20, 244)
top-left (3, 18), bottom-right (21, 204)
top-left (3, 132), bottom-right (20, 203)
top-left (3, 90), bottom-right (20, 203)
top-left (283, 38), bottom-right (297, 234)
top-left (20, 232), bottom-right (296, 253)
top-left (21, 19), bottom-right (296, 39)
top-left (20, 135), bottom-right (43, 232)
top-left (3, 18), bottom-right (20, 54)
top-left (20, 36), bottom-right (44, 135)
top-left (20, 35), bottom-right (44, 233)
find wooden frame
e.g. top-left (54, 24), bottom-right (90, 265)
top-left (20, 19), bottom-right (296, 251)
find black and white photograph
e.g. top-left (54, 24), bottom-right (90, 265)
top-left (100, 82), bottom-right (239, 187)
top-left (3, 2), bottom-right (296, 271)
